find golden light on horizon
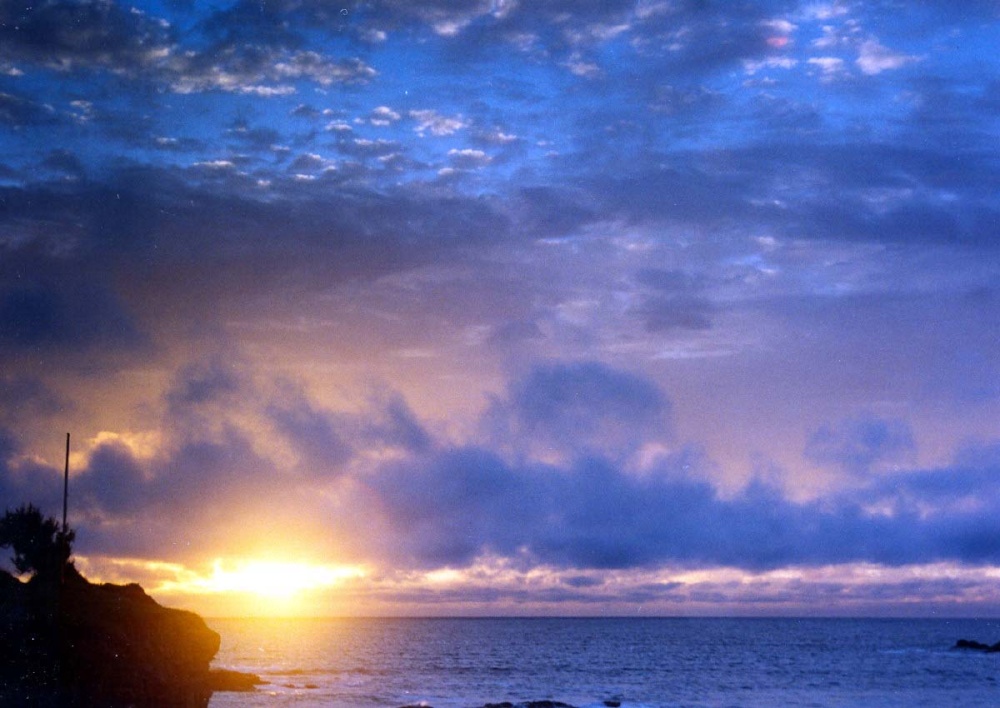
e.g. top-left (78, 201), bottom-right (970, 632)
top-left (137, 557), bottom-right (368, 616)
top-left (192, 558), bottom-right (366, 599)
top-left (73, 555), bottom-right (369, 616)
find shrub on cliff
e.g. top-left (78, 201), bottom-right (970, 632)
top-left (0, 504), bottom-right (74, 580)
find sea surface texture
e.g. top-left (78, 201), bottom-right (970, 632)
top-left (207, 617), bottom-right (1000, 707)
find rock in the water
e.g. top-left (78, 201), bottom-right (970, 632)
top-left (483, 703), bottom-right (577, 708)
top-left (953, 638), bottom-right (1000, 652)
top-left (208, 668), bottom-right (264, 692)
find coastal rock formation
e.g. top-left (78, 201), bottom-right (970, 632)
top-left (208, 668), bottom-right (265, 691)
top-left (954, 638), bottom-right (1000, 653)
top-left (1, 566), bottom-right (228, 706)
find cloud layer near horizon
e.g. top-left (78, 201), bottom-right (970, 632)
top-left (4, 359), bottom-right (1000, 582)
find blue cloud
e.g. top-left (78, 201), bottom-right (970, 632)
top-left (0, 283), bottom-right (144, 354)
top-left (806, 415), bottom-right (916, 476)
top-left (166, 357), bottom-right (243, 409)
top-left (485, 361), bottom-right (672, 461)
top-left (364, 440), bottom-right (1000, 571)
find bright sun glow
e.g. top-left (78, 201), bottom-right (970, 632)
top-left (195, 559), bottom-right (365, 599)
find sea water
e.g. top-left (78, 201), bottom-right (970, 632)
top-left (206, 617), bottom-right (1000, 707)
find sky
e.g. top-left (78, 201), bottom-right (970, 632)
top-left (1, 0), bottom-right (1000, 617)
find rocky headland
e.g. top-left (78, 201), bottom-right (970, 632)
top-left (0, 565), bottom-right (260, 706)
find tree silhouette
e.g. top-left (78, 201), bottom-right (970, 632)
top-left (0, 504), bottom-right (74, 579)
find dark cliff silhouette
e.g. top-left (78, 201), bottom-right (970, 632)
top-left (0, 505), bottom-right (259, 706)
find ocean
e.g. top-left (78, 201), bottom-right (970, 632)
top-left (206, 617), bottom-right (1000, 707)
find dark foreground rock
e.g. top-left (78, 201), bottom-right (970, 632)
top-left (0, 566), bottom-right (251, 706)
top-left (954, 638), bottom-right (1000, 653)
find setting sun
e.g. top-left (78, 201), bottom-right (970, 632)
top-left (197, 559), bottom-right (365, 599)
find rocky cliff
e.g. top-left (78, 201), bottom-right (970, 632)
top-left (1, 566), bottom-right (221, 707)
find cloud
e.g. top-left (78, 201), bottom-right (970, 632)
top-left (807, 56), bottom-right (846, 79)
top-left (0, 375), bottom-right (70, 421)
top-left (483, 361), bottom-right (673, 463)
top-left (805, 415), bottom-right (916, 476)
top-left (361, 432), bottom-right (1000, 572)
top-left (2, 354), bottom-right (1000, 580)
top-left (165, 357), bottom-right (243, 411)
top-left (337, 138), bottom-right (400, 159)
top-left (576, 143), bottom-right (1000, 247)
top-left (38, 149), bottom-right (86, 179)
top-left (0, 428), bottom-right (63, 515)
top-left (266, 385), bottom-right (354, 472)
top-left (856, 39), bottom-right (918, 75)
top-left (0, 165), bottom-right (516, 365)
top-left (167, 50), bottom-right (376, 94)
top-left (633, 294), bottom-right (715, 333)
top-left (410, 109), bottom-right (469, 137)
top-left (0, 0), bottom-right (174, 72)
top-left (0, 281), bottom-right (145, 355)
top-left (0, 90), bottom-right (57, 127)
top-left (630, 1), bottom-right (798, 70)
top-left (370, 106), bottom-right (402, 125)
top-left (0, 1), bottom-right (375, 98)
top-left (0, 0), bottom-right (997, 617)
top-left (447, 148), bottom-right (492, 169)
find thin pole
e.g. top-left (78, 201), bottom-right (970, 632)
top-left (62, 432), bottom-right (70, 534)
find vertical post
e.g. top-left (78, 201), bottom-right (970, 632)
top-left (62, 432), bottom-right (70, 534)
